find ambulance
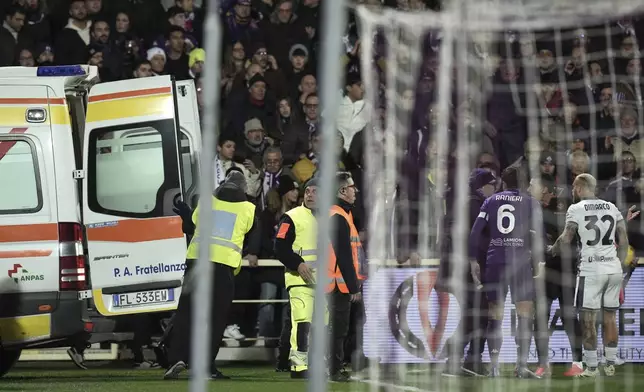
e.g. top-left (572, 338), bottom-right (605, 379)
top-left (0, 65), bottom-right (201, 376)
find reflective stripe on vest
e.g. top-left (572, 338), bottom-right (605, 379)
top-left (298, 249), bottom-right (318, 269)
top-left (190, 237), bottom-right (243, 254)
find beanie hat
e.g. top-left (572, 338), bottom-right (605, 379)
top-left (189, 48), bottom-right (205, 68)
top-left (303, 176), bottom-right (318, 190)
top-left (248, 73), bottom-right (267, 88)
top-left (88, 43), bottom-right (104, 57)
top-left (469, 168), bottom-right (496, 192)
top-left (244, 118), bottom-right (264, 135)
top-left (147, 47), bottom-right (166, 61)
top-left (223, 170), bottom-right (247, 191)
top-left (289, 44), bottom-right (309, 60)
top-left (225, 166), bottom-right (244, 177)
top-left (277, 175), bottom-right (298, 196)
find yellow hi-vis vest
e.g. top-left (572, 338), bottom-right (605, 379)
top-left (186, 196), bottom-right (256, 275)
top-left (284, 205), bottom-right (317, 288)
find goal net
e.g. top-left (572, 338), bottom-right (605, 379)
top-left (355, 0), bottom-right (644, 389)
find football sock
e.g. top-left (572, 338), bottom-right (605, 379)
top-left (572, 347), bottom-right (583, 363)
top-left (605, 346), bottom-right (618, 364)
top-left (487, 319), bottom-right (502, 366)
top-left (584, 349), bottom-right (598, 369)
top-left (516, 316), bottom-right (532, 367)
top-left (534, 318), bottom-right (549, 365)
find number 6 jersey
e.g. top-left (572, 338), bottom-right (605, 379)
top-left (469, 190), bottom-right (543, 266)
top-left (565, 199), bottom-right (623, 276)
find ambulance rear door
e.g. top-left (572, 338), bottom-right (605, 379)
top-left (175, 79), bottom-right (202, 208)
top-left (81, 76), bottom-right (187, 316)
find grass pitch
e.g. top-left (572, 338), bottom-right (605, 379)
top-left (3, 362), bottom-right (644, 392)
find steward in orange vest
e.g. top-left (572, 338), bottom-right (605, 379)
top-left (326, 172), bottom-right (365, 382)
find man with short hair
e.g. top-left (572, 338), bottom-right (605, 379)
top-left (133, 60), bottom-right (152, 78)
top-left (337, 73), bottom-right (368, 151)
top-left (165, 26), bottom-right (190, 80)
top-left (0, 4), bottom-right (32, 66)
top-left (214, 135), bottom-right (261, 198)
top-left (274, 178), bottom-right (319, 379)
top-left (282, 93), bottom-right (318, 165)
top-left (55, 0), bottom-right (92, 65)
top-left (90, 19), bottom-right (110, 45)
top-left (549, 173), bottom-right (630, 378)
top-left (326, 172), bottom-right (365, 382)
top-left (259, 146), bottom-right (293, 208)
top-left (533, 174), bottom-right (584, 377)
top-left (89, 18), bottom-right (125, 81)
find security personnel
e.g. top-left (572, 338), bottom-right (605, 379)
top-left (164, 168), bottom-right (260, 380)
top-left (326, 172), bottom-right (364, 382)
top-left (274, 178), bottom-right (318, 379)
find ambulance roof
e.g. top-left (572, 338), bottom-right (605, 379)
top-left (0, 65), bottom-right (99, 90)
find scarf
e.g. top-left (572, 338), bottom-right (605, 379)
top-left (261, 169), bottom-right (282, 208)
top-left (214, 157), bottom-right (228, 189)
top-left (307, 151), bottom-right (318, 166)
top-left (306, 119), bottom-right (318, 134)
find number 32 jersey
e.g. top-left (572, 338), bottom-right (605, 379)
top-left (566, 199), bottom-right (623, 276)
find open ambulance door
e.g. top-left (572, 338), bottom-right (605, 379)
top-left (81, 76), bottom-right (187, 316)
top-left (174, 79), bottom-right (202, 209)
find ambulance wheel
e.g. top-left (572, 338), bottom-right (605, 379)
top-left (0, 348), bottom-right (21, 378)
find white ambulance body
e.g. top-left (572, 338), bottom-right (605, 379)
top-left (0, 65), bottom-right (201, 375)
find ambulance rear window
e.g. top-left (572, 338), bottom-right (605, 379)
top-left (0, 138), bottom-right (42, 214)
top-left (87, 119), bottom-right (181, 218)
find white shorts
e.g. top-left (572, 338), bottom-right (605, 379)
top-left (575, 273), bottom-right (622, 310)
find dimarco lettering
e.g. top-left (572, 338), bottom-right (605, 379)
top-left (584, 203), bottom-right (611, 211)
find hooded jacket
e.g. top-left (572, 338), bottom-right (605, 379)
top-left (174, 171), bottom-right (261, 256)
top-left (438, 169), bottom-right (494, 286)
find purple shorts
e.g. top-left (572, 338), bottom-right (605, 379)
top-left (483, 262), bottom-right (534, 304)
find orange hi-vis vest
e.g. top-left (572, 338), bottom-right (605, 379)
top-left (327, 205), bottom-right (367, 293)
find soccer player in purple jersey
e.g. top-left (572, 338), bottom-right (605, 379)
top-left (469, 167), bottom-right (545, 378)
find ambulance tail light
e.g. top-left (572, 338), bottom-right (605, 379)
top-left (58, 223), bottom-right (87, 291)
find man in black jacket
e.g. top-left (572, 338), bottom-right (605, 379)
top-left (274, 177), bottom-right (318, 379)
top-left (440, 168), bottom-right (497, 377)
top-left (326, 172), bottom-right (363, 382)
top-left (533, 174), bottom-right (584, 377)
top-left (163, 168), bottom-right (261, 380)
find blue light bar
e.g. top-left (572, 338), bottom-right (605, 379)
top-left (36, 65), bottom-right (86, 77)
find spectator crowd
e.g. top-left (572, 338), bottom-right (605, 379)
top-left (2, 0), bottom-right (644, 362)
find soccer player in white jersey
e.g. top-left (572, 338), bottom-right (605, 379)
top-left (549, 174), bottom-right (629, 378)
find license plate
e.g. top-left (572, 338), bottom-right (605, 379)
top-left (112, 289), bottom-right (175, 308)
